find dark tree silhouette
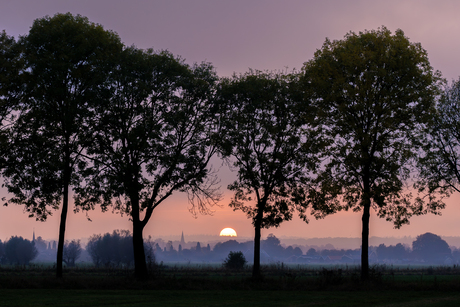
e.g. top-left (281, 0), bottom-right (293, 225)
top-left (0, 30), bottom-right (22, 162)
top-left (4, 236), bottom-right (38, 265)
top-left (412, 232), bottom-right (451, 263)
top-left (217, 70), bottom-right (323, 279)
top-left (77, 47), bottom-right (221, 280)
top-left (1, 13), bottom-right (122, 278)
top-left (418, 78), bottom-right (460, 199)
top-left (302, 27), bottom-right (443, 280)
top-left (63, 239), bottom-right (82, 267)
top-left (223, 251), bottom-right (247, 270)
top-left (86, 230), bottom-right (134, 268)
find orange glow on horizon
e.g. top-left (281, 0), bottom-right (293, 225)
top-left (219, 227), bottom-right (237, 237)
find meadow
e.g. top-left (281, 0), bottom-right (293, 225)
top-left (2, 264), bottom-right (460, 306)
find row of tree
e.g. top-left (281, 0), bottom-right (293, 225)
top-left (1, 231), bottom-right (455, 267)
top-left (1, 13), bottom-right (460, 280)
top-left (0, 236), bottom-right (80, 266)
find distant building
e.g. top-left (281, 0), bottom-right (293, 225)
top-left (180, 231), bottom-right (185, 245)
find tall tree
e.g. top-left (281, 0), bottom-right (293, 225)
top-left (0, 30), bottom-right (22, 163)
top-left (417, 79), bottom-right (460, 197)
top-left (302, 27), bottom-right (443, 280)
top-left (2, 13), bottom-right (122, 278)
top-left (76, 47), bottom-right (221, 280)
top-left (217, 70), bottom-right (323, 279)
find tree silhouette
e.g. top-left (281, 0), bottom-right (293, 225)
top-left (77, 46), bottom-right (221, 280)
top-left (0, 30), bottom-right (22, 163)
top-left (217, 70), bottom-right (323, 279)
top-left (2, 13), bottom-right (122, 278)
top-left (223, 251), bottom-right (247, 270)
top-left (3, 13), bottom-right (122, 277)
top-left (302, 27), bottom-right (443, 280)
top-left (412, 232), bottom-right (451, 263)
top-left (63, 239), bottom-right (82, 267)
top-left (417, 78), bottom-right (460, 199)
top-left (4, 236), bottom-right (38, 265)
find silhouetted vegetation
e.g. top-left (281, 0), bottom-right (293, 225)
top-left (223, 251), bottom-right (247, 270)
top-left (302, 26), bottom-right (444, 280)
top-left (1, 13), bottom-right (123, 278)
top-left (412, 232), bottom-right (452, 264)
top-left (216, 69), bottom-right (324, 278)
top-left (1, 13), bottom-right (459, 286)
top-left (63, 240), bottom-right (82, 267)
top-left (3, 236), bottom-right (37, 265)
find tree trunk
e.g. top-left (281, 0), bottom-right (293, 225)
top-left (131, 188), bottom-right (147, 280)
top-left (133, 219), bottom-right (148, 280)
top-left (56, 176), bottom-right (69, 278)
top-left (361, 193), bottom-right (371, 281)
top-left (252, 223), bottom-right (261, 279)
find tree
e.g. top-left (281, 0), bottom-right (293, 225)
top-left (1, 13), bottom-right (122, 278)
top-left (76, 47), bottom-right (220, 279)
top-left (417, 78), bottom-right (460, 198)
top-left (223, 251), bottom-right (247, 270)
top-left (306, 248), bottom-right (318, 257)
top-left (302, 27), bottom-right (443, 280)
top-left (0, 30), bottom-right (22, 161)
top-left (63, 239), bottom-right (82, 267)
top-left (4, 236), bottom-right (38, 265)
top-left (0, 240), bottom-right (4, 264)
top-left (261, 234), bottom-right (284, 258)
top-left (216, 70), bottom-right (323, 279)
top-left (86, 230), bottom-right (134, 268)
top-left (412, 232), bottom-right (451, 263)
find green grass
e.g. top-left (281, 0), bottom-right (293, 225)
top-left (2, 265), bottom-right (460, 306)
top-left (1, 289), bottom-right (460, 307)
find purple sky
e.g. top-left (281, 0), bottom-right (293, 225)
top-left (1, 0), bottom-right (460, 242)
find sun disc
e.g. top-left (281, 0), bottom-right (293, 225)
top-left (219, 227), bottom-right (237, 237)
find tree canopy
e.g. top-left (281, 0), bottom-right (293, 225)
top-left (412, 232), bottom-right (451, 263)
top-left (77, 46), bottom-right (221, 279)
top-left (217, 69), bottom-right (323, 278)
top-left (302, 26), bottom-right (443, 280)
top-left (417, 78), bottom-right (460, 197)
top-left (1, 13), bottom-right (123, 278)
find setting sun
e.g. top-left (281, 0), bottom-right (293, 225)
top-left (219, 228), bottom-right (237, 237)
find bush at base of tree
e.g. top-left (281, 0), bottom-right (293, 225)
top-left (223, 251), bottom-right (247, 270)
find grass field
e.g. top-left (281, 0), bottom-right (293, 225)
top-left (2, 289), bottom-right (460, 307)
top-left (1, 264), bottom-right (460, 306)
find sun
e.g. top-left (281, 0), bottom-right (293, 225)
top-left (219, 227), bottom-right (237, 237)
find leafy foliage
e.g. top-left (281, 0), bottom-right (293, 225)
top-left (63, 239), bottom-right (82, 267)
top-left (223, 251), bottom-right (247, 270)
top-left (86, 230), bottom-right (134, 268)
top-left (302, 26), bottom-right (442, 279)
top-left (412, 232), bottom-right (451, 263)
top-left (1, 13), bottom-right (122, 278)
top-left (4, 236), bottom-right (38, 265)
top-left (217, 69), bottom-right (322, 278)
top-left (417, 78), bottom-right (460, 198)
top-left (0, 30), bottom-right (22, 162)
top-left (76, 46), bottom-right (220, 279)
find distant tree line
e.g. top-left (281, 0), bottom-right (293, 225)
top-left (0, 231), bottom-right (458, 267)
top-left (2, 13), bottom-right (460, 281)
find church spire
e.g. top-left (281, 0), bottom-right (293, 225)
top-left (33, 228), bottom-right (35, 243)
top-left (180, 231), bottom-right (185, 245)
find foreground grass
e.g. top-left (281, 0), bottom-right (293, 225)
top-left (2, 265), bottom-right (460, 306)
top-left (2, 289), bottom-right (460, 307)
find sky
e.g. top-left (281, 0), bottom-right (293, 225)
top-left (1, 0), bottom-right (460, 243)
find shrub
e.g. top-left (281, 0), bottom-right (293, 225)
top-left (223, 251), bottom-right (247, 270)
